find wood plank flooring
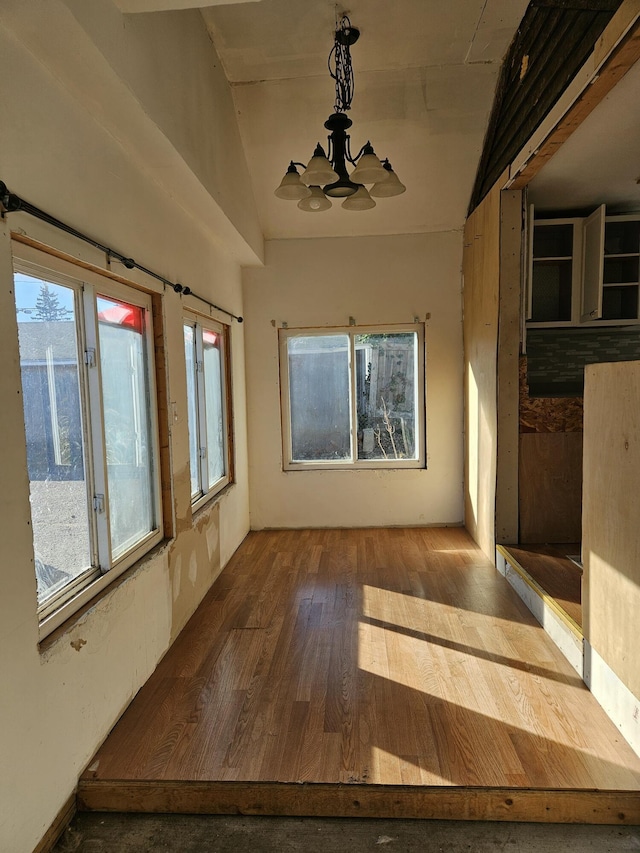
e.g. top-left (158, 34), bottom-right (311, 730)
top-left (79, 528), bottom-right (640, 823)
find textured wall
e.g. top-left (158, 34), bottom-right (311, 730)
top-left (0, 6), bottom-right (251, 851)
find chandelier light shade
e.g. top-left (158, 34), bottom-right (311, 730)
top-left (274, 15), bottom-right (406, 213)
top-left (275, 163), bottom-right (312, 200)
top-left (342, 185), bottom-right (376, 211)
top-left (301, 145), bottom-right (339, 186)
top-left (298, 186), bottom-right (333, 212)
top-left (369, 160), bottom-right (407, 198)
top-left (349, 142), bottom-right (389, 185)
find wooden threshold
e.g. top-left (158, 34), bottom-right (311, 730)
top-left (496, 545), bottom-right (582, 636)
top-left (77, 780), bottom-right (640, 824)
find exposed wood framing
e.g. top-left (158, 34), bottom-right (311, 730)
top-left (470, 3), bottom-right (619, 211)
top-left (495, 190), bottom-right (523, 544)
top-left (77, 780), bottom-right (640, 824)
top-left (510, 13), bottom-right (640, 188)
top-left (32, 793), bottom-right (76, 853)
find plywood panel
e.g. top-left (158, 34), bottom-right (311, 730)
top-left (463, 176), bottom-right (506, 558)
top-left (519, 433), bottom-right (583, 542)
top-left (496, 190), bottom-right (523, 543)
top-left (519, 357), bottom-right (584, 433)
top-left (583, 360), bottom-right (640, 699)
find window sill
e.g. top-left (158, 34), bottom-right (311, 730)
top-left (38, 536), bottom-right (171, 652)
top-left (190, 476), bottom-right (232, 515)
top-left (283, 462), bottom-right (426, 472)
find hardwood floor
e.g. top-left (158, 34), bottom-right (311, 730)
top-left (79, 528), bottom-right (640, 823)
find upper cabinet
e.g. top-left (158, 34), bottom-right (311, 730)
top-left (601, 216), bottom-right (640, 320)
top-left (527, 206), bottom-right (640, 327)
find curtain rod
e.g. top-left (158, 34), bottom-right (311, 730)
top-left (0, 180), bottom-right (243, 323)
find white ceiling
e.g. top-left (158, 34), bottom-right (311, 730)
top-left (200, 0), bottom-right (529, 240)
top-left (529, 57), bottom-right (640, 216)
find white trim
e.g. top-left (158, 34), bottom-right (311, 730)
top-left (279, 323), bottom-right (426, 472)
top-left (183, 311), bottom-right (231, 509)
top-left (12, 240), bottom-right (164, 640)
top-left (584, 640), bottom-right (640, 757)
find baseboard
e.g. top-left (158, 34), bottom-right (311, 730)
top-left (33, 792), bottom-right (76, 853)
top-left (584, 641), bottom-right (640, 758)
top-left (496, 546), bottom-right (583, 676)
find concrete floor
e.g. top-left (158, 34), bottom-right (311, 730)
top-left (53, 814), bottom-right (640, 852)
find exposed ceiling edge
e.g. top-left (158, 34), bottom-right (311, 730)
top-left (468, 0), bottom-right (632, 214)
top-left (113, 0), bottom-right (261, 13)
top-left (508, 8), bottom-right (640, 188)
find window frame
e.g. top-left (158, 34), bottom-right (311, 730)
top-left (183, 309), bottom-right (232, 510)
top-left (279, 323), bottom-right (426, 471)
top-left (13, 245), bottom-right (163, 639)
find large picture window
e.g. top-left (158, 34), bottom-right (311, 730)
top-left (13, 251), bottom-right (162, 636)
top-left (183, 313), bottom-right (231, 506)
top-left (279, 325), bottom-right (425, 470)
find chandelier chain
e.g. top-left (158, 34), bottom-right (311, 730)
top-left (328, 15), bottom-right (355, 112)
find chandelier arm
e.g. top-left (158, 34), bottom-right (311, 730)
top-left (349, 142), bottom-right (369, 164)
top-left (345, 135), bottom-right (357, 167)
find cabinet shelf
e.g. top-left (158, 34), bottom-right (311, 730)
top-left (528, 208), bottom-right (640, 326)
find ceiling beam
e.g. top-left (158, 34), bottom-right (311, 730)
top-left (113, 0), bottom-right (261, 13)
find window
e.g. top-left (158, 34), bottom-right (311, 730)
top-left (13, 252), bottom-right (162, 635)
top-left (279, 325), bottom-right (425, 470)
top-left (183, 313), bottom-right (231, 506)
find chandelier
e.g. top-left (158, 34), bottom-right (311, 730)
top-left (274, 15), bottom-right (406, 212)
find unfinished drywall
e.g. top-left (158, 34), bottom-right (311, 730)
top-left (243, 232), bottom-right (464, 529)
top-left (583, 360), bottom-right (640, 702)
top-left (0, 6), bottom-right (251, 851)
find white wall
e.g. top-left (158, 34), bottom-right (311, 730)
top-left (243, 233), bottom-right (464, 529)
top-left (0, 5), bottom-right (253, 851)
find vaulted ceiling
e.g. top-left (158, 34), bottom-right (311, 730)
top-left (197, 0), bottom-right (529, 239)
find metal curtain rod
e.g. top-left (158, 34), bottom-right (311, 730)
top-left (0, 180), bottom-right (243, 322)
